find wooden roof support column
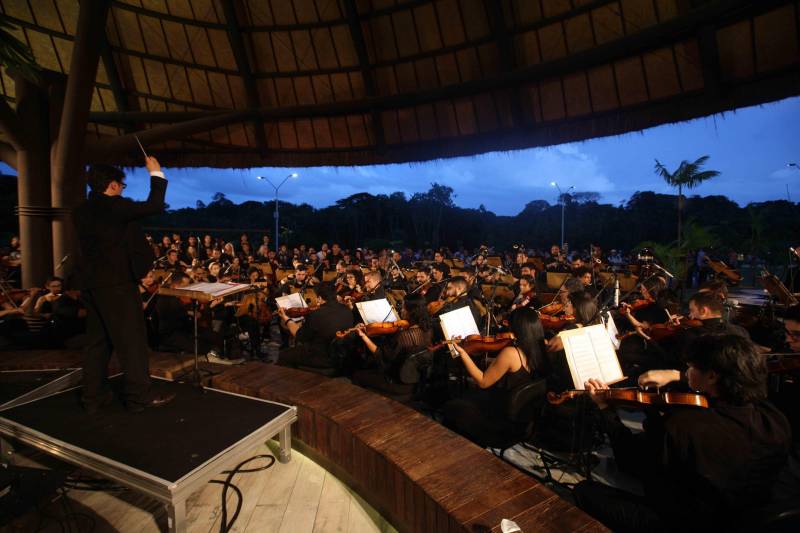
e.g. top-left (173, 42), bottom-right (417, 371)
top-left (484, 0), bottom-right (524, 126)
top-left (0, 141), bottom-right (16, 169)
top-left (50, 0), bottom-right (111, 273)
top-left (342, 0), bottom-right (386, 151)
top-left (221, 0), bottom-right (268, 155)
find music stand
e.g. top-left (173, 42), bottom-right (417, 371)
top-left (159, 282), bottom-right (250, 387)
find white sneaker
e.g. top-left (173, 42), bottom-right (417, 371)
top-left (206, 352), bottom-right (245, 365)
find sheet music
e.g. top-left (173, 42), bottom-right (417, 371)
top-left (183, 282), bottom-right (247, 298)
top-left (558, 324), bottom-right (624, 389)
top-left (275, 292), bottom-right (306, 310)
top-left (355, 298), bottom-right (398, 324)
top-left (439, 306), bottom-right (480, 357)
top-left (602, 312), bottom-right (621, 350)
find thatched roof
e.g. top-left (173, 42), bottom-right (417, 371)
top-left (1, 0), bottom-right (799, 168)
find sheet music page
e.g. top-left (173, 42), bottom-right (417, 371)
top-left (355, 298), bottom-right (398, 324)
top-left (184, 282), bottom-right (247, 298)
top-left (439, 306), bottom-right (480, 357)
top-left (603, 312), bottom-right (621, 350)
top-left (558, 324), bottom-right (624, 388)
top-left (275, 292), bottom-right (306, 309)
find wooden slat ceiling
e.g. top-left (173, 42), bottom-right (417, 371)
top-left (1, 0), bottom-right (799, 168)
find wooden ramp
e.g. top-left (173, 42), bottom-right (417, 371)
top-left (212, 363), bottom-right (606, 533)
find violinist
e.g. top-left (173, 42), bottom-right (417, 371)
top-left (509, 275), bottom-right (540, 313)
top-left (361, 271), bottom-right (386, 302)
top-left (276, 284), bottom-right (354, 370)
top-left (574, 267), bottom-right (598, 297)
top-left (139, 270), bottom-right (159, 309)
top-left (545, 244), bottom-right (568, 272)
top-left (434, 277), bottom-right (483, 327)
top-left (573, 334), bottom-right (792, 532)
top-left (385, 265), bottom-right (408, 292)
top-left (442, 308), bottom-right (548, 448)
top-left (351, 294), bottom-right (433, 399)
top-left (336, 267), bottom-right (364, 302)
top-left (414, 267), bottom-right (438, 303)
top-left (278, 265), bottom-right (314, 296)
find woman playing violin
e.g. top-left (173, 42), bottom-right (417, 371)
top-left (336, 267), bottom-right (364, 302)
top-left (509, 275), bottom-right (540, 313)
top-left (573, 334), bottom-right (792, 532)
top-left (351, 294), bottom-right (433, 399)
top-left (442, 307), bottom-right (549, 448)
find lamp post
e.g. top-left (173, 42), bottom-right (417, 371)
top-left (257, 173), bottom-right (298, 252)
top-left (550, 181), bottom-right (574, 250)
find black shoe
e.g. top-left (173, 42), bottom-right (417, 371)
top-left (83, 389), bottom-right (114, 415)
top-left (127, 392), bottom-right (177, 413)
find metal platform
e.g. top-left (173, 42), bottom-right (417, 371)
top-left (0, 372), bottom-right (297, 532)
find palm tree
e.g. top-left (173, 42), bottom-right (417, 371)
top-left (654, 155), bottom-right (720, 248)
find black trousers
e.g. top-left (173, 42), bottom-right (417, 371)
top-left (81, 284), bottom-right (151, 407)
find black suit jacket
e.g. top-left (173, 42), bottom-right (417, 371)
top-left (73, 176), bottom-right (167, 289)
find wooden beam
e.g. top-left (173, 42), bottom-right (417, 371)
top-left (99, 30), bottom-right (135, 133)
top-left (84, 110), bottom-right (250, 157)
top-left (342, 0), bottom-right (385, 150)
top-left (51, 0), bottom-right (111, 272)
top-left (0, 98), bottom-right (25, 150)
top-left (483, 0), bottom-right (523, 126)
top-left (220, 0), bottom-right (267, 155)
top-left (697, 24), bottom-right (722, 99)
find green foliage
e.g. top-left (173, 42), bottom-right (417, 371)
top-left (0, 18), bottom-right (40, 82)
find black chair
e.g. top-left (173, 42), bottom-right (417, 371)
top-left (732, 500), bottom-right (800, 532)
top-left (493, 377), bottom-right (549, 456)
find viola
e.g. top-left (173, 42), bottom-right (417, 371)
top-left (547, 388), bottom-right (709, 409)
top-left (622, 296), bottom-right (654, 312)
top-left (430, 332), bottom-right (516, 356)
top-left (336, 319), bottom-right (411, 338)
top-left (285, 305), bottom-right (319, 318)
top-left (646, 318), bottom-right (703, 342)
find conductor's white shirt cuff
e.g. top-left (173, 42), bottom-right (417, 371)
top-left (150, 171), bottom-right (165, 179)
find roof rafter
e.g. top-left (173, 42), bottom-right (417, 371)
top-left (220, 0), bottom-right (267, 155)
top-left (342, 0), bottom-right (385, 150)
top-left (483, 0), bottom-right (523, 126)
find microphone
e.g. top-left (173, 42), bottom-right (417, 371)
top-left (55, 254), bottom-right (70, 271)
top-left (613, 279), bottom-right (620, 308)
top-left (652, 263), bottom-right (674, 279)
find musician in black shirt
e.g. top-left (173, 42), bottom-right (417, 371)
top-left (574, 334), bottom-right (792, 532)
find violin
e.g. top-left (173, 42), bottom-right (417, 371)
top-left (538, 301), bottom-right (564, 316)
top-left (336, 319), bottom-right (410, 338)
top-left (285, 305), bottom-right (320, 318)
top-left (766, 353), bottom-right (800, 374)
top-left (427, 295), bottom-right (456, 316)
top-left (429, 332), bottom-right (516, 356)
top-left (547, 388), bottom-right (709, 409)
top-left (621, 295), bottom-right (654, 312)
top-left (539, 313), bottom-right (575, 331)
top-left (704, 257), bottom-right (742, 284)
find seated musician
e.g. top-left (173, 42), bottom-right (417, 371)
top-left (385, 265), bottom-right (408, 292)
top-left (278, 264), bottom-right (314, 296)
top-left (336, 267), bottom-right (364, 301)
top-left (574, 334), bottom-right (792, 532)
top-left (546, 244), bottom-right (568, 272)
top-left (429, 262), bottom-right (449, 298)
top-left (435, 277), bottom-right (483, 326)
top-left (509, 275), bottom-right (540, 312)
top-left (414, 267), bottom-right (439, 304)
top-left (351, 294), bottom-right (433, 398)
top-left (442, 307), bottom-right (547, 448)
top-left (361, 270), bottom-right (385, 302)
top-left (154, 273), bottom-right (225, 357)
top-left (190, 265), bottom-right (208, 283)
top-left (570, 256), bottom-right (585, 271)
top-left (32, 276), bottom-right (86, 345)
top-left (276, 284), bottom-right (354, 370)
top-left (159, 249), bottom-right (188, 273)
top-left (574, 266), bottom-right (598, 297)
top-left (512, 248), bottom-right (529, 278)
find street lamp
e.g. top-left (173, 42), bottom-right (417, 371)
top-left (550, 181), bottom-right (574, 250)
top-left (257, 172), bottom-right (299, 252)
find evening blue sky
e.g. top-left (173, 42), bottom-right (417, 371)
top-left (3, 96), bottom-right (799, 215)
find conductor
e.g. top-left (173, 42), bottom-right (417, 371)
top-left (73, 156), bottom-right (175, 413)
